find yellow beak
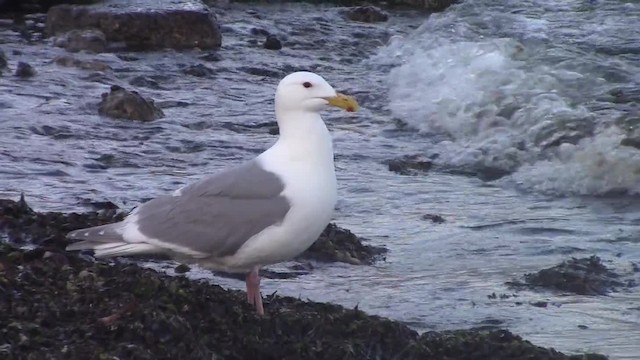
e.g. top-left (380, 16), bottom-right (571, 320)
top-left (325, 93), bottom-right (359, 112)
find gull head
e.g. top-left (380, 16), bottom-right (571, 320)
top-left (275, 71), bottom-right (359, 114)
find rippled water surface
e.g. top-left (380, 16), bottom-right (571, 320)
top-left (1, 1), bottom-right (639, 359)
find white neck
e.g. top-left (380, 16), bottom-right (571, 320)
top-left (270, 110), bottom-right (334, 164)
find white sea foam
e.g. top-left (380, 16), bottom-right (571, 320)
top-left (374, 0), bottom-right (640, 196)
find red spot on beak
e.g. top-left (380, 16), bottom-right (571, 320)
top-left (347, 107), bottom-right (354, 112)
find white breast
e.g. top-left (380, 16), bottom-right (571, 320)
top-left (221, 117), bottom-right (338, 270)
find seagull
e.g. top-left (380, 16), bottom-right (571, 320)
top-left (66, 71), bottom-right (359, 315)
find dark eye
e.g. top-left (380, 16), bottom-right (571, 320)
top-left (303, 82), bottom-right (312, 88)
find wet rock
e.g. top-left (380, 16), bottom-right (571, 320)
top-left (239, 66), bottom-right (283, 78)
top-left (174, 263), bottom-right (191, 274)
top-left (129, 75), bottom-right (163, 89)
top-left (445, 165), bottom-right (513, 182)
top-left (0, 48), bottom-right (7, 69)
top-left (510, 256), bottom-right (630, 295)
top-left (533, 116), bottom-right (595, 150)
top-left (263, 34), bottom-right (282, 50)
top-left (14, 61), bottom-right (36, 77)
top-left (391, 0), bottom-right (458, 11)
top-left (199, 51), bottom-right (222, 62)
top-left (620, 137), bottom-right (640, 150)
top-left (0, 242), bottom-right (606, 360)
top-left (45, 0), bottom-right (222, 51)
top-left (385, 154), bottom-right (432, 175)
top-left (0, 195), bottom-right (125, 247)
top-left (530, 301), bottom-right (548, 308)
top-left (182, 63), bottom-right (215, 77)
top-left (221, 120), bottom-right (279, 134)
top-left (608, 86), bottom-right (640, 104)
top-left (300, 223), bottom-right (386, 265)
top-left (55, 29), bottom-right (107, 53)
top-left (98, 85), bottom-right (165, 121)
top-left (54, 55), bottom-right (112, 71)
top-left (344, 6), bottom-right (389, 23)
top-left (422, 213), bottom-right (445, 223)
top-left (250, 27), bottom-right (270, 37)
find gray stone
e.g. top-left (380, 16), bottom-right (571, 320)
top-left (98, 85), bottom-right (164, 121)
top-left (45, 0), bottom-right (222, 51)
top-left (58, 29), bottom-right (107, 53)
top-left (345, 6), bottom-right (388, 23)
top-left (15, 62), bottom-right (36, 78)
top-left (263, 34), bottom-right (282, 50)
top-left (390, 0), bottom-right (457, 10)
top-left (0, 48), bottom-right (7, 69)
top-left (54, 55), bottom-right (112, 72)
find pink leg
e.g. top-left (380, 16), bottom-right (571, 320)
top-left (246, 267), bottom-right (264, 315)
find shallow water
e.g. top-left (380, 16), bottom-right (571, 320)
top-left (1, 1), bottom-right (639, 359)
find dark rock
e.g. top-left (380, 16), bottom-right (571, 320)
top-left (345, 6), bottom-right (388, 23)
top-left (98, 85), bottom-right (165, 121)
top-left (0, 48), bottom-right (7, 69)
top-left (45, 0), bottom-right (222, 51)
top-left (250, 27), bottom-right (270, 37)
top-left (56, 29), bottom-right (107, 53)
top-left (174, 263), bottom-right (191, 274)
top-left (445, 165), bottom-right (513, 182)
top-left (54, 54), bottom-right (112, 71)
top-left (129, 75), bottom-right (163, 89)
top-left (300, 223), bottom-right (386, 265)
top-left (530, 301), bottom-right (548, 308)
top-left (182, 63), bottom-right (215, 77)
top-left (0, 196), bottom-right (125, 246)
top-left (385, 155), bottom-right (432, 176)
top-left (510, 256), bottom-right (630, 295)
top-left (0, 241), bottom-right (605, 360)
top-left (221, 120), bottom-right (278, 135)
top-left (393, 0), bottom-right (458, 11)
top-left (239, 66), bottom-right (283, 78)
top-left (116, 53), bottom-right (139, 61)
top-left (199, 51), bottom-right (222, 62)
top-left (155, 100), bottom-right (191, 108)
top-left (14, 61), bottom-right (36, 77)
top-left (608, 86), bottom-right (640, 104)
top-left (422, 213), bottom-right (445, 223)
top-left (263, 34), bottom-right (282, 50)
top-left (78, 199), bottom-right (120, 211)
top-left (620, 137), bottom-right (640, 150)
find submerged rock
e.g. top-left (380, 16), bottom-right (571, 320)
top-left (14, 61), bottom-right (36, 77)
top-left (0, 242), bottom-right (606, 360)
top-left (385, 154), bottom-right (433, 175)
top-left (301, 223), bottom-right (386, 265)
top-left (510, 256), bottom-right (633, 295)
top-left (393, 0), bottom-right (458, 11)
top-left (344, 6), bottom-right (389, 23)
top-left (55, 28), bottom-right (107, 53)
top-left (98, 85), bottom-right (165, 121)
top-left (263, 34), bottom-right (282, 50)
top-left (54, 54), bottom-right (112, 71)
top-left (45, 0), bottom-right (222, 51)
top-left (182, 63), bottom-right (216, 77)
top-left (0, 48), bottom-right (7, 69)
top-left (422, 213), bottom-right (446, 223)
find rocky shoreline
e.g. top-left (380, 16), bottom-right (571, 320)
top-left (0, 244), bottom-right (606, 360)
top-left (0, 196), bottom-right (609, 359)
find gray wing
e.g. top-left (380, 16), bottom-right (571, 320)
top-left (67, 159), bottom-right (290, 258)
top-left (135, 159), bottom-right (290, 257)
